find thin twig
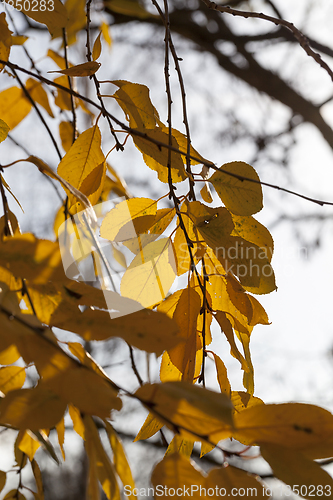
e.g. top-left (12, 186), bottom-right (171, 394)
top-left (200, 0), bottom-right (333, 82)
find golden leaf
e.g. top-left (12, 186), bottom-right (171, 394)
top-left (0, 87), bottom-right (32, 130)
top-left (210, 161), bottom-right (263, 215)
top-left (58, 124), bottom-right (106, 207)
top-left (120, 238), bottom-right (176, 308)
top-left (260, 442), bottom-right (333, 498)
top-left (0, 13), bottom-right (12, 72)
top-left (233, 403), bottom-right (333, 459)
top-left (0, 384), bottom-right (67, 430)
top-left (92, 32), bottom-right (102, 61)
top-left (48, 61), bottom-right (101, 77)
top-left (134, 412), bottom-right (164, 442)
top-left (135, 382), bottom-right (233, 444)
top-left (26, 78), bottom-right (54, 117)
top-left (0, 366), bottom-right (26, 394)
top-left (0, 118), bottom-right (9, 143)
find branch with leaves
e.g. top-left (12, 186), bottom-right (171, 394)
top-left (0, 1), bottom-right (333, 499)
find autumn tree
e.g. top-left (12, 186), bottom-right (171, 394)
top-left (1, 1), bottom-right (333, 499)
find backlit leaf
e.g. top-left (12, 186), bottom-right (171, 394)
top-left (92, 32), bottom-right (102, 61)
top-left (59, 121), bottom-right (75, 152)
top-left (0, 233), bottom-right (67, 284)
top-left (260, 442), bottom-right (333, 499)
top-left (206, 465), bottom-right (269, 499)
top-left (135, 382), bottom-right (233, 444)
top-left (68, 404), bottom-right (85, 439)
top-left (58, 124), bottom-right (106, 207)
top-left (0, 366), bottom-right (26, 394)
top-left (0, 470), bottom-right (6, 493)
top-left (54, 76), bottom-right (73, 111)
top-left (84, 415), bottom-right (120, 500)
top-left (49, 61), bottom-right (101, 77)
top-left (151, 453), bottom-right (204, 499)
top-left (210, 162), bottom-right (263, 215)
top-left (134, 412), bottom-right (163, 442)
top-left (0, 87), bottom-right (32, 130)
top-left (104, 421), bottom-right (136, 495)
top-left (51, 0), bottom-right (85, 44)
top-left (0, 13), bottom-right (12, 72)
top-left (56, 417), bottom-right (65, 460)
top-left (112, 80), bottom-right (157, 130)
top-left (17, 430), bottom-right (41, 461)
top-left (0, 384), bottom-right (67, 430)
top-left (120, 238), bottom-right (176, 308)
top-left (231, 391), bottom-right (263, 413)
top-left (31, 459), bottom-right (44, 500)
top-left (26, 78), bottom-right (54, 117)
top-left (0, 118), bottom-right (9, 143)
top-left (212, 353), bottom-right (231, 397)
top-left (233, 403), bottom-right (333, 459)
top-left (231, 214), bottom-right (273, 262)
top-left (134, 128), bottom-right (187, 183)
top-left (100, 198), bottom-right (157, 242)
top-left (51, 304), bottom-right (180, 356)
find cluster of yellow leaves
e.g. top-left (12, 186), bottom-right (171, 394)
top-left (0, 5), bottom-right (332, 497)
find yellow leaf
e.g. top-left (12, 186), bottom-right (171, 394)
top-left (58, 124), bottom-right (106, 207)
top-left (134, 412), bottom-right (163, 442)
top-left (234, 403), bottom-right (333, 459)
top-left (210, 161), bottom-right (263, 215)
top-left (0, 13), bottom-right (12, 73)
top-left (51, 303), bottom-right (181, 356)
top-left (56, 417), bottom-right (66, 460)
top-left (59, 121), bottom-right (75, 152)
top-left (11, 35), bottom-right (28, 45)
top-left (48, 61), bottom-right (101, 77)
top-left (26, 78), bottom-right (54, 117)
top-left (0, 470), bottom-right (6, 493)
top-left (68, 404), bottom-right (85, 439)
top-left (0, 175), bottom-right (24, 213)
top-left (134, 128), bottom-right (186, 183)
top-left (46, 367), bottom-right (122, 419)
top-left (151, 453), bottom-right (205, 498)
top-left (120, 238), bottom-right (176, 308)
top-left (92, 32), bottom-right (102, 61)
top-left (101, 21), bottom-right (112, 48)
top-left (231, 214), bottom-right (274, 262)
top-left (52, 0), bottom-right (85, 44)
top-left (214, 311), bottom-right (248, 372)
top-left (231, 391), bottom-right (263, 413)
top-left (47, 49), bottom-right (73, 69)
top-left (54, 76), bottom-right (73, 111)
top-left (165, 435), bottom-right (194, 458)
top-left (17, 430), bottom-right (41, 461)
top-left (0, 366), bottom-right (26, 394)
top-left (112, 80), bottom-right (157, 130)
top-left (0, 233), bottom-right (67, 284)
top-left (0, 87), bottom-right (32, 130)
top-left (105, 0), bottom-right (157, 19)
top-left (104, 421), bottom-right (136, 495)
top-left (212, 353), bottom-right (231, 397)
top-left (31, 459), bottom-right (44, 500)
top-left (4, 490), bottom-right (26, 500)
top-left (0, 384), bottom-right (67, 430)
top-left (4, 0), bottom-right (69, 36)
top-left (22, 282), bottom-right (63, 324)
top-left (84, 416), bottom-right (121, 500)
top-left (0, 345), bottom-right (20, 365)
top-left (207, 465), bottom-right (269, 499)
top-left (260, 442), bottom-right (333, 499)
top-left (166, 287), bottom-right (201, 381)
top-left (200, 182), bottom-right (213, 203)
top-left (100, 198), bottom-right (157, 242)
top-left (135, 382), bottom-right (233, 444)
top-left (0, 118), bottom-right (9, 143)
top-left (0, 210), bottom-right (20, 240)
